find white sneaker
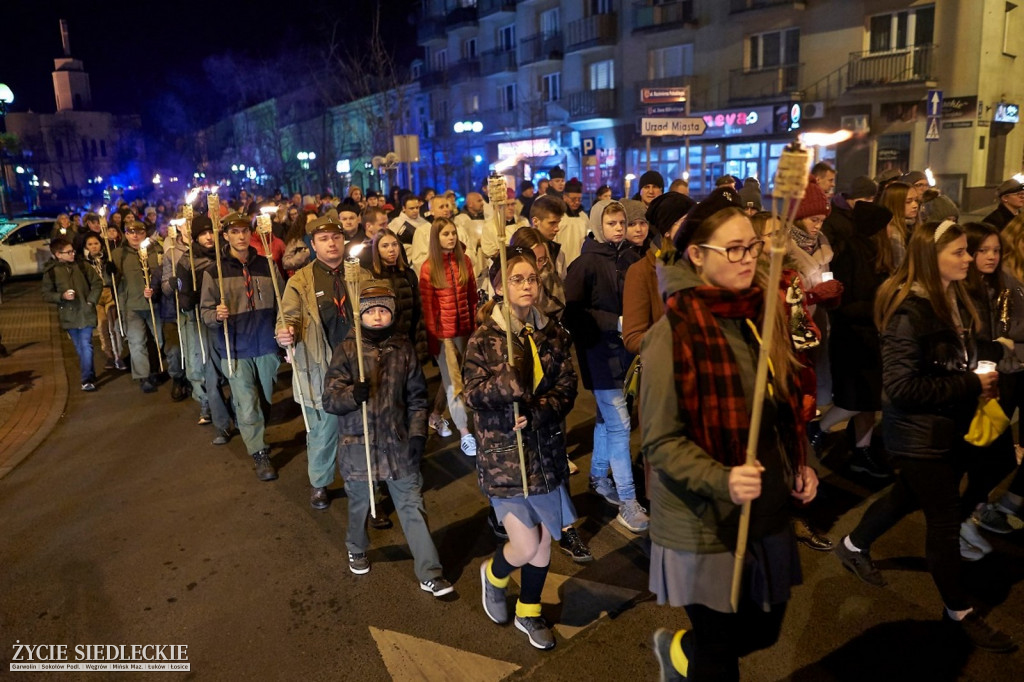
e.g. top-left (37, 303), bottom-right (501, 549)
top-left (960, 520), bottom-right (993, 555)
top-left (460, 433), bottom-right (477, 457)
top-left (429, 414), bottom-right (453, 438)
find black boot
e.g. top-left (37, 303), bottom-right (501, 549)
top-left (807, 420), bottom-right (827, 456)
top-left (849, 446), bottom-right (892, 479)
top-left (252, 448), bottom-right (278, 481)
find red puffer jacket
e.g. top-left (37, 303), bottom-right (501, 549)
top-left (420, 252), bottom-right (478, 356)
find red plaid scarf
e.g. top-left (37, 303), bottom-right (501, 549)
top-left (666, 286), bottom-right (806, 468)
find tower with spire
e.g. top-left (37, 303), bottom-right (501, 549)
top-left (51, 19), bottom-right (92, 111)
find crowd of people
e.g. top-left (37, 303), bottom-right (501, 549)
top-left (33, 162), bottom-right (1024, 677)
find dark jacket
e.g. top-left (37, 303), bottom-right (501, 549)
top-left (826, 201), bottom-right (893, 411)
top-left (175, 243), bottom-right (217, 311)
top-left (563, 234), bottom-right (640, 389)
top-left (968, 268), bottom-right (1024, 374)
top-left (321, 329), bottom-right (428, 482)
top-left (41, 259), bottom-right (102, 329)
top-left (463, 305), bottom-right (578, 498)
top-left (111, 242), bottom-right (163, 312)
top-left (881, 294), bottom-right (982, 460)
top-left (822, 193), bottom-right (855, 254)
top-left (983, 203), bottom-right (1016, 231)
top-left (370, 263), bottom-right (421, 340)
top-left (199, 245), bottom-right (278, 359)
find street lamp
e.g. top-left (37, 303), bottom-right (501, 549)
top-left (0, 82), bottom-right (14, 217)
top-left (452, 121), bottom-right (483, 192)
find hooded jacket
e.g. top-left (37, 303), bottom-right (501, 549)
top-left (463, 304), bottom-right (577, 498)
top-left (564, 223), bottom-right (641, 389)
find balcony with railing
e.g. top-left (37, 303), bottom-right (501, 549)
top-left (566, 14), bottom-right (618, 52)
top-left (480, 107), bottom-right (518, 131)
top-left (632, 0), bottom-right (696, 32)
top-left (480, 48), bottom-right (518, 76)
top-left (729, 0), bottom-right (806, 13)
top-left (479, 0), bottom-right (518, 17)
top-left (847, 45), bottom-right (936, 89)
top-left (449, 58), bottom-right (481, 83)
top-left (520, 32), bottom-right (564, 66)
top-left (446, 5), bottom-right (478, 30)
top-left (417, 17), bottom-right (446, 43)
top-left (728, 63), bottom-right (801, 103)
top-left (567, 90), bottom-right (618, 119)
top-left (419, 68), bottom-right (449, 89)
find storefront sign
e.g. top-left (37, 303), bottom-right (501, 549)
top-left (497, 138), bottom-right (556, 158)
top-left (641, 88), bottom-right (689, 104)
top-left (942, 96), bottom-right (977, 120)
top-left (693, 106), bottom-right (775, 139)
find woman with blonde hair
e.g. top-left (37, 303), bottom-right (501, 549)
top-left (997, 212), bottom-right (1024, 282)
top-left (420, 217), bottom-right (479, 455)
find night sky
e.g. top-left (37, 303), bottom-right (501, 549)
top-left (1, 0), bottom-right (418, 120)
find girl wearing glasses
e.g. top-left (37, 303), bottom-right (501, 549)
top-left (420, 217), bottom-right (479, 456)
top-left (464, 248), bottom-right (579, 651)
top-left (564, 200), bottom-right (647, 533)
top-left (642, 188), bottom-right (818, 680)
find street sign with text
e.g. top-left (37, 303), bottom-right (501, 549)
top-left (641, 87), bottom-right (689, 105)
top-left (641, 117), bottom-right (707, 136)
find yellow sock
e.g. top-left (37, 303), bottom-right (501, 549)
top-left (670, 629), bottom-right (689, 677)
top-left (515, 600), bottom-right (542, 618)
top-left (486, 559), bottom-right (510, 588)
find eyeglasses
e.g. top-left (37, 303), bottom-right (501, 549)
top-left (698, 240), bottom-right (765, 263)
top-left (508, 274), bottom-right (539, 287)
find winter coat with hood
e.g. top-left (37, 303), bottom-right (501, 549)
top-left (420, 252), bottom-right (478, 356)
top-left (463, 304), bottom-right (577, 498)
top-left (321, 326), bottom-right (428, 483)
top-left (564, 200), bottom-right (642, 390)
top-left (41, 258), bottom-right (102, 329)
top-left (826, 201), bottom-right (894, 411)
top-left (368, 262), bottom-right (420, 341)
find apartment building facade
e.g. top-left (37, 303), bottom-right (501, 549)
top-left (414, 0), bottom-right (1024, 207)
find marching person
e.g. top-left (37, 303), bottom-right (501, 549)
top-left (175, 216), bottom-right (233, 440)
top-left (42, 237), bottom-right (103, 392)
top-left (466, 249), bottom-right (579, 650)
top-left (277, 216), bottom-right (354, 510)
top-left (321, 280), bottom-right (455, 598)
top-left (200, 213), bottom-right (281, 481)
top-left (642, 195), bottom-right (818, 680)
top-left (834, 221), bottom-right (1016, 653)
top-left (82, 233), bottom-right (126, 370)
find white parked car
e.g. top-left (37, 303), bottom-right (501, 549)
top-left (0, 217), bottom-right (56, 283)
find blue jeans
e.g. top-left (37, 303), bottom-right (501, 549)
top-left (67, 327), bottom-right (95, 383)
top-left (590, 388), bottom-right (635, 501)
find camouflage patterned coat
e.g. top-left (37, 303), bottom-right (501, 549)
top-left (321, 328), bottom-right (428, 482)
top-left (463, 304), bottom-right (578, 498)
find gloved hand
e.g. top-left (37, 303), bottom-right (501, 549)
top-left (352, 380), bottom-right (371, 405)
top-left (105, 261), bottom-right (117, 275)
top-left (805, 279), bottom-right (844, 306)
top-left (409, 435), bottom-right (426, 460)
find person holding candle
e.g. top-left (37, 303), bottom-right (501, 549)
top-left (200, 212), bottom-right (281, 482)
top-left (834, 221), bottom-right (1016, 653)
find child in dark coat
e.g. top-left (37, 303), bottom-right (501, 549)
top-left (322, 279), bottom-right (454, 598)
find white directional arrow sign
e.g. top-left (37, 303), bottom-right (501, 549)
top-left (927, 89), bottom-right (943, 117)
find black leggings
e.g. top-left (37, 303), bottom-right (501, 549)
top-left (681, 601), bottom-right (787, 682)
top-left (849, 455), bottom-right (969, 610)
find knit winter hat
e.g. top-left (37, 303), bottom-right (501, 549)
top-left (638, 170), bottom-right (665, 190)
top-left (919, 193), bottom-right (960, 224)
top-left (673, 186), bottom-right (744, 251)
top-left (847, 175), bottom-right (878, 200)
top-left (564, 178), bottom-right (583, 193)
top-left (738, 177), bottom-right (763, 210)
top-left (191, 215), bottom-right (213, 240)
top-left (794, 176), bottom-right (830, 221)
top-left (549, 166), bottom-right (566, 179)
top-left (359, 280), bottom-right (396, 317)
top-left (645, 192), bottom-right (696, 236)
top-left (621, 199), bottom-right (649, 226)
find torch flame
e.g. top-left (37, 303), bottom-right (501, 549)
top-left (139, 238), bottom-right (151, 251)
top-left (169, 218), bottom-right (185, 227)
top-left (348, 243), bottom-right (365, 258)
top-left (98, 206), bottom-right (107, 217)
top-left (260, 205), bottom-right (278, 215)
top-left (185, 188), bottom-right (200, 204)
top-left (797, 130), bottom-right (854, 148)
